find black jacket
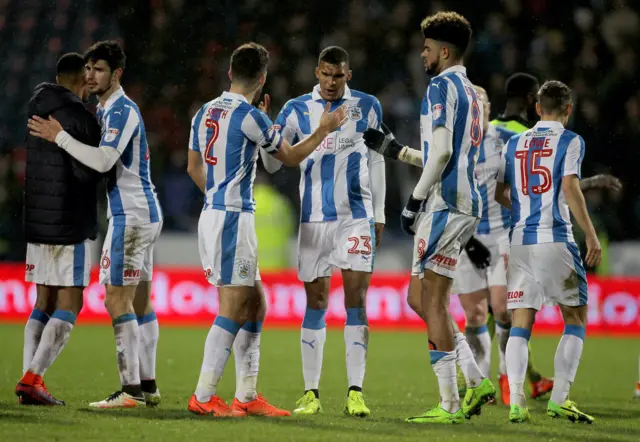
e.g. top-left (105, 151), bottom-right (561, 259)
top-left (24, 83), bottom-right (103, 245)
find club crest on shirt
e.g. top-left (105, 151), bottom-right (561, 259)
top-left (348, 105), bottom-right (362, 122)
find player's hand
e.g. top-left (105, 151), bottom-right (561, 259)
top-left (258, 94), bottom-right (271, 115)
top-left (363, 122), bottom-right (404, 159)
top-left (374, 222), bottom-right (384, 248)
top-left (400, 195), bottom-right (422, 236)
top-left (318, 103), bottom-right (348, 134)
top-left (585, 233), bottom-right (602, 268)
top-left (583, 174), bottom-right (622, 195)
top-left (464, 236), bottom-right (491, 269)
top-left (28, 115), bottom-right (64, 143)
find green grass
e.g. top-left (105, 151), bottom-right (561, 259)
top-left (1, 324), bottom-right (639, 441)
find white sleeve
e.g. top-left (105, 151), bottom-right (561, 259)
top-left (260, 147), bottom-right (283, 173)
top-left (563, 135), bottom-right (584, 178)
top-left (243, 109), bottom-right (283, 154)
top-left (368, 150), bottom-right (386, 223)
top-left (412, 126), bottom-right (453, 200)
top-left (56, 130), bottom-right (120, 173)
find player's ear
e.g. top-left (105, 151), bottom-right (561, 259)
top-left (347, 70), bottom-right (353, 82)
top-left (441, 44), bottom-right (449, 60)
top-left (565, 103), bottom-right (573, 119)
top-left (228, 69), bottom-right (232, 82)
top-left (535, 102), bottom-right (542, 118)
top-left (259, 72), bottom-right (267, 86)
top-left (315, 66), bottom-right (320, 81)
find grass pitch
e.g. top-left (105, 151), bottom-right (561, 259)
top-left (1, 324), bottom-right (639, 441)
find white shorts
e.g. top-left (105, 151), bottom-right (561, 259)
top-left (412, 209), bottom-right (478, 279)
top-left (198, 209), bottom-right (259, 287)
top-left (99, 220), bottom-right (162, 286)
top-left (297, 218), bottom-right (375, 282)
top-left (451, 234), bottom-right (509, 294)
top-left (506, 242), bottom-right (588, 311)
top-left (25, 240), bottom-right (93, 287)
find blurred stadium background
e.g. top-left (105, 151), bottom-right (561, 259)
top-left (1, 1), bottom-right (640, 440)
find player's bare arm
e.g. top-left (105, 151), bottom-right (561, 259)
top-left (495, 182), bottom-right (511, 209)
top-left (28, 114), bottom-right (121, 173)
top-left (579, 174), bottom-right (622, 194)
top-left (272, 103), bottom-right (347, 166)
top-left (562, 174), bottom-right (601, 267)
top-left (187, 150), bottom-right (206, 193)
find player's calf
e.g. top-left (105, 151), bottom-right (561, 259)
top-left (343, 270), bottom-right (371, 405)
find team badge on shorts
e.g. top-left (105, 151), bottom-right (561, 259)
top-left (348, 106), bottom-right (362, 122)
top-left (235, 259), bottom-right (252, 280)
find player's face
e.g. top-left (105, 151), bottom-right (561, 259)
top-left (315, 62), bottom-right (352, 101)
top-left (85, 59), bottom-right (119, 96)
top-left (421, 39), bottom-right (443, 76)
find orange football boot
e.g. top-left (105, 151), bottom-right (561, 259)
top-left (530, 377), bottom-right (554, 399)
top-left (188, 394), bottom-right (234, 417)
top-left (231, 394), bottom-right (291, 417)
top-left (15, 371), bottom-right (64, 405)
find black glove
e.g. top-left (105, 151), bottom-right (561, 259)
top-left (401, 195), bottom-right (423, 236)
top-left (363, 122), bottom-right (404, 159)
top-left (464, 236), bottom-right (491, 269)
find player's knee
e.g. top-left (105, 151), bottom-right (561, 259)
top-left (465, 303), bottom-right (487, 326)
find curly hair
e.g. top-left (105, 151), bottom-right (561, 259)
top-left (420, 11), bottom-right (472, 57)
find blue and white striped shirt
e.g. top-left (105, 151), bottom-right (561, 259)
top-left (475, 124), bottom-right (517, 236)
top-left (97, 87), bottom-right (162, 225)
top-left (420, 65), bottom-right (482, 217)
top-left (274, 85), bottom-right (383, 223)
top-left (189, 91), bottom-right (282, 213)
top-left (497, 121), bottom-right (585, 245)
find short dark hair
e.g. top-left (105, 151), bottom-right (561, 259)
top-left (230, 42), bottom-right (269, 83)
top-left (505, 73), bottom-right (539, 99)
top-left (56, 53), bottom-right (85, 76)
top-left (421, 11), bottom-right (472, 56)
top-left (84, 40), bottom-right (126, 72)
top-left (318, 46), bottom-right (349, 66)
top-left (537, 80), bottom-right (572, 115)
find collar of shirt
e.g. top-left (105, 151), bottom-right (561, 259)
top-left (222, 91), bottom-right (249, 103)
top-left (435, 64), bottom-right (467, 78)
top-left (312, 84), bottom-right (352, 101)
top-left (533, 120), bottom-right (564, 130)
top-left (99, 87), bottom-right (125, 113)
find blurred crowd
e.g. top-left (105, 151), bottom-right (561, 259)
top-left (0, 0), bottom-right (638, 260)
